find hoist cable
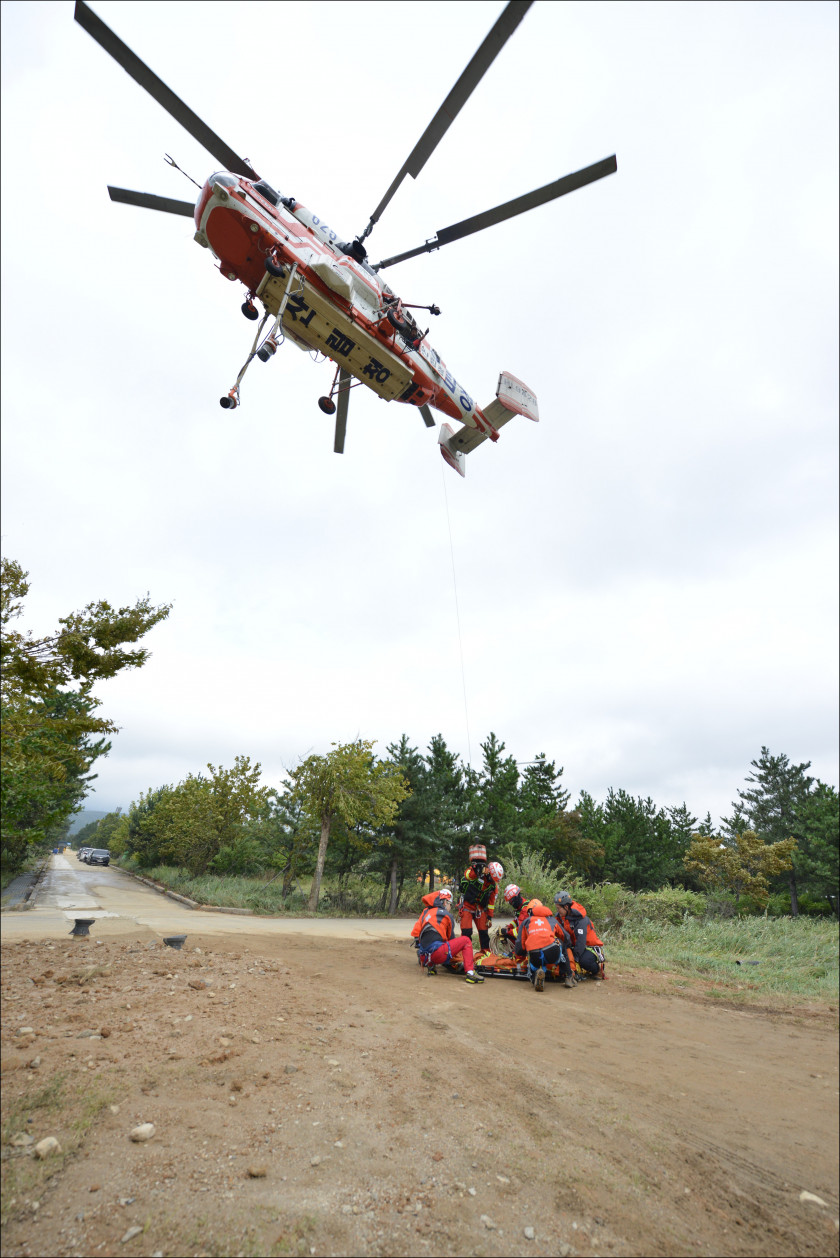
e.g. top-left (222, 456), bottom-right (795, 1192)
top-left (441, 461), bottom-right (473, 771)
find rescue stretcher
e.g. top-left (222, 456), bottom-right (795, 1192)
top-left (412, 933), bottom-right (607, 981)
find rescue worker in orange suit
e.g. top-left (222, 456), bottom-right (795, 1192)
top-left (502, 884), bottom-right (576, 990)
top-left (458, 845), bottom-right (503, 957)
top-left (554, 891), bottom-right (605, 979)
top-left (411, 887), bottom-right (485, 984)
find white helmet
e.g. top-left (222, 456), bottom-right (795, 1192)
top-left (435, 887), bottom-right (453, 902)
top-left (503, 883), bottom-right (521, 903)
top-left (487, 861), bottom-right (504, 884)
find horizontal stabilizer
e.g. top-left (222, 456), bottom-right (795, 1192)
top-left (439, 372), bottom-right (538, 475)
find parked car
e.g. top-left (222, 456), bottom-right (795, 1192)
top-left (78, 847), bottom-right (92, 861)
top-left (87, 849), bottom-right (111, 866)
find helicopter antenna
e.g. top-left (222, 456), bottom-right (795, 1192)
top-left (164, 154), bottom-right (201, 190)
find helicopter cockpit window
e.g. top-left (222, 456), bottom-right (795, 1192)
top-left (253, 180), bottom-right (280, 207)
top-left (208, 172), bottom-right (237, 189)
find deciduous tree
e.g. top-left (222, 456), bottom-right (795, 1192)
top-left (289, 740), bottom-right (409, 912)
top-left (1, 557), bottom-right (170, 870)
top-left (684, 830), bottom-right (797, 907)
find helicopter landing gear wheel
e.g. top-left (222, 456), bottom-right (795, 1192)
top-left (318, 396), bottom-right (336, 415)
top-left (241, 300), bottom-right (259, 320)
top-left (265, 254), bottom-right (286, 278)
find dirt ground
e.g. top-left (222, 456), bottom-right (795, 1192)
top-left (0, 930), bottom-right (838, 1258)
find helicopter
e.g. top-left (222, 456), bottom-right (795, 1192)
top-left (74, 0), bottom-right (616, 476)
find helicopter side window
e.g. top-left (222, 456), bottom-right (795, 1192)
top-left (253, 180), bottom-right (280, 207)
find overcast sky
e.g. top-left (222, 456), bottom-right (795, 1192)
top-left (2, 0), bottom-right (837, 825)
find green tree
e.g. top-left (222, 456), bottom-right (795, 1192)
top-left (1, 557), bottom-right (170, 871)
top-left (90, 809), bottom-right (126, 855)
top-left (516, 753), bottom-right (570, 850)
top-left (123, 786), bottom-right (174, 867)
top-left (470, 733), bottom-right (520, 855)
top-left (424, 734), bottom-right (467, 879)
top-left (725, 747), bottom-right (815, 915)
top-left (541, 807), bottom-right (605, 880)
top-left (796, 783), bottom-right (839, 912)
top-left (596, 789), bottom-right (688, 890)
top-left (159, 758), bottom-right (269, 874)
top-left (259, 786), bottom-right (318, 897)
top-left (381, 736), bottom-right (432, 913)
top-left (684, 829), bottom-right (797, 907)
top-left (289, 740), bottom-right (409, 912)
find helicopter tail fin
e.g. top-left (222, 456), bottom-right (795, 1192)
top-left (438, 372), bottom-right (538, 476)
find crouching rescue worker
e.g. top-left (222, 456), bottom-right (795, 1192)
top-left (502, 884), bottom-right (576, 991)
top-left (411, 887), bottom-right (485, 984)
top-left (555, 891), bottom-right (606, 979)
top-left (458, 845), bottom-right (503, 957)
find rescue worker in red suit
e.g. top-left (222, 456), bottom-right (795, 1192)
top-left (502, 884), bottom-right (576, 990)
top-left (554, 891), bottom-right (605, 978)
top-left (458, 845), bottom-right (503, 957)
top-left (411, 887), bottom-right (485, 984)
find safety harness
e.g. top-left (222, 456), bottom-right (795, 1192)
top-left (416, 936), bottom-right (452, 967)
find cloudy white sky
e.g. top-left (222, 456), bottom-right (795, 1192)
top-left (2, 0), bottom-right (837, 824)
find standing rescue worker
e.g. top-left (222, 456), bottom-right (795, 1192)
top-left (554, 891), bottom-right (605, 979)
top-left (411, 887), bottom-right (485, 984)
top-left (502, 884), bottom-right (576, 991)
top-left (458, 845), bottom-right (503, 957)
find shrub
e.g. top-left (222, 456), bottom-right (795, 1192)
top-left (210, 838), bottom-right (266, 876)
top-left (634, 886), bottom-right (707, 926)
top-left (497, 850), bottom-right (578, 914)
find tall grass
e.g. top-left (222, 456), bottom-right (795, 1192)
top-left (611, 914), bottom-right (839, 1002)
top-left (120, 862), bottom-right (400, 916)
top-left (497, 849), bottom-right (839, 1003)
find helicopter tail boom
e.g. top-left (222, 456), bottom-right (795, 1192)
top-left (438, 372), bottom-right (538, 476)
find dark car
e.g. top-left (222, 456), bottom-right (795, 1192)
top-left (87, 849), bottom-right (111, 866)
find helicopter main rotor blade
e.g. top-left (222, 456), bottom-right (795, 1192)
top-left (360, 0), bottom-right (532, 242)
top-left (334, 369), bottom-right (351, 454)
top-left (376, 155), bottom-right (617, 270)
top-left (74, 1), bottom-right (259, 181)
top-left (108, 186), bottom-right (196, 216)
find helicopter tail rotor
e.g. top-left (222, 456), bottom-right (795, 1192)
top-left (439, 372), bottom-right (538, 476)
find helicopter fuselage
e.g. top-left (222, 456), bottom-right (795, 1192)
top-left (194, 171), bottom-right (499, 438)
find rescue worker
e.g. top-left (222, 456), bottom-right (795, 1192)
top-left (502, 884), bottom-right (576, 990)
top-left (554, 891), bottom-right (605, 979)
top-left (458, 845), bottom-right (503, 957)
top-left (411, 887), bottom-right (485, 984)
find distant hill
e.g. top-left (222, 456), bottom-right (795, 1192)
top-left (67, 811), bottom-right (111, 835)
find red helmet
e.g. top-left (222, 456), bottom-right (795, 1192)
top-left (503, 883), bottom-right (521, 903)
top-left (487, 861), bottom-right (504, 884)
top-left (436, 887), bottom-right (452, 901)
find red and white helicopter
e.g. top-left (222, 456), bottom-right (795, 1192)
top-left (75, 0), bottom-right (616, 475)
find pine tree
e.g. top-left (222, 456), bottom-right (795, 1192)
top-left (725, 747), bottom-right (814, 915)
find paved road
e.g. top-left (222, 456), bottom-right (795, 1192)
top-left (0, 854), bottom-right (412, 944)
